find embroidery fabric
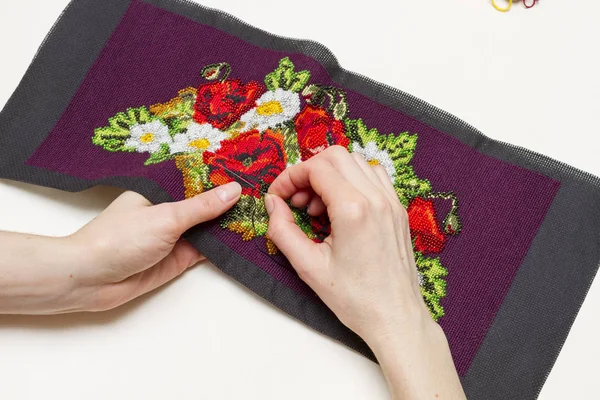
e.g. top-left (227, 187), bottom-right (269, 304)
top-left (92, 57), bottom-right (463, 321)
top-left (3, 2), bottom-right (597, 395)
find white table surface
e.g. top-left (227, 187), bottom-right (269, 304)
top-left (1, 1), bottom-right (598, 398)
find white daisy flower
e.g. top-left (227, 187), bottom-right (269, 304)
top-left (240, 88), bottom-right (301, 132)
top-left (125, 120), bottom-right (172, 153)
top-left (352, 141), bottom-right (396, 180)
top-left (170, 122), bottom-right (227, 154)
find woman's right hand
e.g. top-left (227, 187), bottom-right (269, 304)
top-left (264, 145), bottom-right (430, 342)
top-left (265, 146), bottom-right (465, 400)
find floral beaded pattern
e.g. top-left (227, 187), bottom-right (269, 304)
top-left (92, 57), bottom-right (463, 321)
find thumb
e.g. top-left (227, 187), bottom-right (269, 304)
top-left (167, 182), bottom-right (242, 232)
top-left (265, 194), bottom-right (325, 281)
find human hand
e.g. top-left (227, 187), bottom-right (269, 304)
top-left (264, 146), bottom-right (465, 399)
top-left (265, 146), bottom-right (429, 342)
top-left (0, 182), bottom-right (241, 315)
top-left (68, 182), bottom-right (242, 311)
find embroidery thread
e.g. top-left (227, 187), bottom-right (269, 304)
top-left (92, 57), bottom-right (463, 321)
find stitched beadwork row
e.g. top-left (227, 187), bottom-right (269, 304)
top-left (92, 57), bottom-right (463, 320)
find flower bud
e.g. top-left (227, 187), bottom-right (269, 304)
top-left (443, 211), bottom-right (462, 235)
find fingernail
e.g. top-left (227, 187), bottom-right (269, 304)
top-left (264, 194), bottom-right (275, 215)
top-left (215, 182), bottom-right (242, 202)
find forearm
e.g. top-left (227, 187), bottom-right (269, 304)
top-left (366, 316), bottom-right (466, 400)
top-left (0, 231), bottom-right (84, 314)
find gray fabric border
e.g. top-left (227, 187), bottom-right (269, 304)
top-left (0, 0), bottom-right (598, 398)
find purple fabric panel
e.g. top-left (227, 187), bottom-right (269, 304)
top-left (26, 0), bottom-right (560, 375)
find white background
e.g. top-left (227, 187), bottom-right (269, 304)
top-left (0, 0), bottom-right (598, 398)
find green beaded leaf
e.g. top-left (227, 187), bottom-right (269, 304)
top-left (394, 167), bottom-right (432, 206)
top-left (289, 70), bottom-right (311, 93)
top-left (345, 119), bottom-right (417, 166)
top-left (344, 118), bottom-right (379, 145)
top-left (92, 127), bottom-right (131, 152)
top-left (222, 195), bottom-right (316, 242)
top-left (414, 251), bottom-right (448, 321)
top-left (163, 116), bottom-right (191, 137)
top-left (265, 57), bottom-right (311, 93)
top-left (175, 153), bottom-right (212, 197)
top-left (149, 88), bottom-right (196, 136)
top-left (144, 143), bottom-right (172, 166)
top-left (264, 73), bottom-right (279, 92)
top-left (280, 58), bottom-right (295, 89)
top-left (282, 123), bottom-right (301, 165)
top-left (345, 118), bottom-right (427, 205)
top-left (221, 195), bottom-right (269, 239)
top-left (92, 106), bottom-right (155, 152)
top-left (381, 132), bottom-right (417, 168)
top-left (192, 163), bottom-right (212, 190)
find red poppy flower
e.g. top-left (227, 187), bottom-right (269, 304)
top-left (407, 197), bottom-right (446, 254)
top-left (294, 105), bottom-right (350, 161)
top-left (194, 79), bottom-right (264, 130)
top-left (311, 214), bottom-right (331, 243)
top-left (203, 130), bottom-right (287, 196)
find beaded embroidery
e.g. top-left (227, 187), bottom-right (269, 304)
top-left (92, 57), bottom-right (463, 321)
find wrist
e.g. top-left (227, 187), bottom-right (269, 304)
top-left (0, 233), bottom-right (88, 314)
top-left (368, 316), bottom-right (443, 354)
top-left (367, 318), bottom-right (463, 400)
top-left (358, 300), bottom-right (435, 348)
top-left (51, 235), bottom-right (100, 313)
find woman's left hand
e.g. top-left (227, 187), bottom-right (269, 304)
top-left (0, 182), bottom-right (241, 314)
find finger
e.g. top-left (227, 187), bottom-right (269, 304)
top-left (91, 240), bottom-right (202, 311)
top-left (389, 200), bottom-right (419, 285)
top-left (372, 165), bottom-right (399, 203)
top-left (290, 189), bottom-right (313, 208)
top-left (351, 153), bottom-right (387, 191)
top-left (402, 226), bottom-right (422, 293)
top-left (268, 148), bottom-right (362, 210)
top-left (307, 195), bottom-right (326, 216)
top-left (325, 148), bottom-right (380, 198)
top-left (372, 165), bottom-right (402, 208)
top-left (370, 165), bottom-right (415, 279)
top-left (289, 187), bottom-right (325, 216)
top-left (265, 194), bottom-right (327, 282)
top-left (161, 182), bottom-right (242, 232)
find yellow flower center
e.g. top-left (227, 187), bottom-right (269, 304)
top-left (368, 159), bottom-right (380, 166)
top-left (140, 133), bottom-right (155, 143)
top-left (256, 100), bottom-right (283, 116)
top-left (189, 138), bottom-right (211, 150)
